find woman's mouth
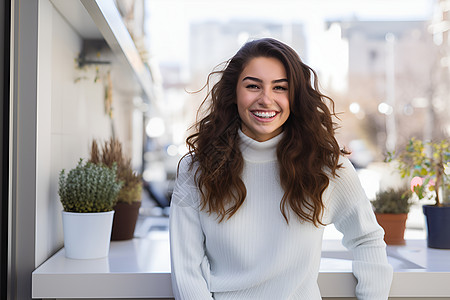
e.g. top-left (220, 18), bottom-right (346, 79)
top-left (251, 111), bottom-right (277, 119)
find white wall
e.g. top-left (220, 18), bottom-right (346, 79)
top-left (36, 0), bottom-right (136, 266)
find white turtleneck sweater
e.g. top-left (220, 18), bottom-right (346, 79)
top-left (170, 130), bottom-right (393, 300)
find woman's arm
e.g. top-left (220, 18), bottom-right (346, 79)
top-left (331, 157), bottom-right (393, 300)
top-left (169, 157), bottom-right (214, 300)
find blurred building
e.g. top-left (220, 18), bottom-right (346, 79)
top-left (325, 19), bottom-right (445, 159)
top-left (189, 20), bottom-right (307, 76)
top-left (429, 0), bottom-right (450, 140)
top-left (156, 16), bottom-right (448, 169)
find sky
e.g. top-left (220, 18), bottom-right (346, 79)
top-left (147, 0), bottom-right (434, 22)
top-left (145, 0), bottom-right (435, 65)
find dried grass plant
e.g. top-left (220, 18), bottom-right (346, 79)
top-left (90, 138), bottom-right (142, 204)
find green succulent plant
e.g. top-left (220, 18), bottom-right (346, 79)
top-left (58, 159), bottom-right (123, 213)
top-left (372, 186), bottom-right (412, 214)
top-left (388, 138), bottom-right (450, 206)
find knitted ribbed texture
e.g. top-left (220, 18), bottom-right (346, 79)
top-left (170, 131), bottom-right (393, 300)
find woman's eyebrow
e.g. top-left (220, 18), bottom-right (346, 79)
top-left (242, 76), bottom-right (262, 83)
top-left (242, 76), bottom-right (288, 84)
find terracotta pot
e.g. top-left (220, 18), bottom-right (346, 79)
top-left (375, 213), bottom-right (408, 245)
top-left (111, 201), bottom-right (141, 241)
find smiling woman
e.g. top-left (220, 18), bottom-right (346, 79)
top-left (169, 38), bottom-right (393, 300)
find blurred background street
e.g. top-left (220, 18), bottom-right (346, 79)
top-left (136, 0), bottom-right (449, 237)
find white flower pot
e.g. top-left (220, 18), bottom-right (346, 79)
top-left (62, 211), bottom-right (114, 259)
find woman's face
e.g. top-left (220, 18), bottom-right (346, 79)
top-left (236, 56), bottom-right (290, 142)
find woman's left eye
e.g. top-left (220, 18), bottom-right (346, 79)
top-left (274, 86), bottom-right (288, 91)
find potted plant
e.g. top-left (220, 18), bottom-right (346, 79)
top-left (372, 186), bottom-right (412, 245)
top-left (90, 138), bottom-right (143, 240)
top-left (58, 159), bottom-right (122, 259)
top-left (390, 138), bottom-right (450, 248)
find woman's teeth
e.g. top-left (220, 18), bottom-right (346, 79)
top-left (252, 111), bottom-right (276, 118)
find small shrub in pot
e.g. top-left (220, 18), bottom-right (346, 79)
top-left (58, 159), bottom-right (123, 212)
top-left (58, 159), bottom-right (123, 259)
top-left (371, 186), bottom-right (412, 245)
top-left (372, 186), bottom-right (412, 215)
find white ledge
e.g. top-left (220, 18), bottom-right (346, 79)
top-left (32, 218), bottom-right (450, 299)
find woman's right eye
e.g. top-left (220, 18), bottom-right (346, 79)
top-left (246, 84), bottom-right (259, 89)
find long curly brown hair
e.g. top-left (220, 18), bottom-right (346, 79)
top-left (184, 38), bottom-right (347, 226)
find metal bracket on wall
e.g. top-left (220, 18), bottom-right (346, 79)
top-left (77, 39), bottom-right (111, 68)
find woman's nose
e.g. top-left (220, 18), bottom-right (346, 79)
top-left (257, 89), bottom-right (273, 106)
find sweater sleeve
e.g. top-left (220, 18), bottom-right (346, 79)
top-left (330, 157), bottom-right (393, 300)
top-left (169, 156), bottom-right (214, 300)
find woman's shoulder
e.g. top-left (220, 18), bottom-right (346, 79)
top-left (173, 154), bottom-right (201, 208)
top-left (324, 155), bottom-right (368, 222)
top-left (334, 155), bottom-right (358, 178)
top-left (326, 155), bottom-right (363, 200)
top-left (339, 154), bottom-right (356, 170)
top-left (322, 154), bottom-right (355, 179)
top-left (177, 153), bottom-right (198, 173)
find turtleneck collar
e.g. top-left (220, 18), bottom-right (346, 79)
top-left (238, 129), bottom-right (283, 163)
